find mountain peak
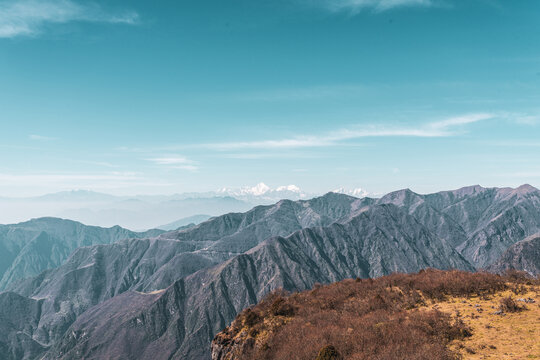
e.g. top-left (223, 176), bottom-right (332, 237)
top-left (276, 184), bottom-right (301, 193)
top-left (249, 182), bottom-right (271, 196)
top-left (216, 183), bottom-right (308, 201)
top-left (452, 185), bottom-right (486, 196)
top-left (332, 187), bottom-right (369, 198)
top-left (514, 184), bottom-right (539, 195)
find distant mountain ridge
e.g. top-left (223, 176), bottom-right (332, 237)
top-left (0, 217), bottom-right (164, 290)
top-left (0, 184), bottom-right (369, 229)
top-left (157, 214), bottom-right (212, 231)
top-left (0, 185), bottom-right (539, 360)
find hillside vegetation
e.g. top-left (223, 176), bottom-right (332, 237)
top-left (212, 270), bottom-right (539, 360)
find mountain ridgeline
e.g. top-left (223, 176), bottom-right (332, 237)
top-left (0, 218), bottom-right (164, 291)
top-left (0, 185), bottom-right (539, 360)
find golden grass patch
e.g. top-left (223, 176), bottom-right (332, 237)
top-left (426, 287), bottom-right (540, 360)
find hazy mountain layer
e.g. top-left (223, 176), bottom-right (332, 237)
top-left (157, 215), bottom-right (212, 231)
top-left (0, 192), bottom-right (252, 230)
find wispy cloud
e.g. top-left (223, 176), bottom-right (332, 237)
top-left (29, 134), bottom-right (57, 141)
top-left (146, 156), bottom-right (199, 171)
top-left (316, 0), bottom-right (434, 13)
top-left (201, 113), bottom-right (493, 150)
top-left (0, 0), bottom-right (139, 38)
top-left (428, 113), bottom-right (493, 129)
top-left (497, 111), bottom-right (540, 126)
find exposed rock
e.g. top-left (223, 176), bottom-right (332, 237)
top-left (486, 234), bottom-right (540, 276)
top-left (44, 205), bottom-right (472, 360)
top-left (0, 217), bottom-right (164, 290)
top-left (1, 185), bottom-right (539, 359)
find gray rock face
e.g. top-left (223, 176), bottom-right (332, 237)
top-left (0, 217), bottom-right (164, 290)
top-left (486, 234), bottom-right (540, 276)
top-left (1, 193), bottom-right (369, 359)
top-left (378, 184), bottom-right (540, 268)
top-left (0, 292), bottom-right (45, 360)
top-left (163, 193), bottom-right (373, 262)
top-left (44, 204), bottom-right (472, 360)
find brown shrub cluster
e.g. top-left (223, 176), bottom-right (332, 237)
top-left (217, 269), bottom-right (538, 360)
top-left (499, 296), bottom-right (526, 313)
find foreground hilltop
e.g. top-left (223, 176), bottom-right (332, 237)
top-left (212, 269), bottom-right (539, 360)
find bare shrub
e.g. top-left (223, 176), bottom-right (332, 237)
top-left (499, 296), bottom-right (525, 313)
top-left (316, 345), bottom-right (342, 360)
top-left (243, 309), bottom-right (261, 327)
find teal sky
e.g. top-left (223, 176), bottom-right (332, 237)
top-left (0, 0), bottom-right (539, 196)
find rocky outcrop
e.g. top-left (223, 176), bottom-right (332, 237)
top-left (486, 234), bottom-right (540, 276)
top-left (379, 184), bottom-right (540, 268)
top-left (0, 292), bottom-right (45, 360)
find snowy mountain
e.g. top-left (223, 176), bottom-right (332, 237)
top-left (215, 182), bottom-right (311, 202)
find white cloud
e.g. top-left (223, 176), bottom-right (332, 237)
top-left (29, 134), bottom-right (57, 141)
top-left (0, 0), bottom-right (138, 38)
top-left (428, 113), bottom-right (493, 129)
top-left (201, 113), bottom-right (493, 150)
top-left (497, 111), bottom-right (540, 126)
top-left (146, 156), bottom-right (199, 171)
top-left (317, 0), bottom-right (434, 13)
top-left (146, 156), bottom-right (193, 165)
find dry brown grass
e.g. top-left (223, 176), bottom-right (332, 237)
top-left (429, 287), bottom-right (540, 360)
top-left (214, 270), bottom-right (539, 360)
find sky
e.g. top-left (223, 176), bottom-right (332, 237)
top-left (0, 0), bottom-right (539, 197)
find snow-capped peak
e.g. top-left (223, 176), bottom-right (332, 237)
top-left (276, 185), bottom-right (301, 193)
top-left (214, 183), bottom-right (308, 201)
top-left (246, 182), bottom-right (271, 196)
top-left (333, 187), bottom-right (370, 198)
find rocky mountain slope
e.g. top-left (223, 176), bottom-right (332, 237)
top-left (0, 193), bottom-right (371, 359)
top-left (486, 233), bottom-right (540, 276)
top-left (43, 204), bottom-right (471, 360)
top-left (0, 217), bottom-right (163, 290)
top-left (377, 184), bottom-right (540, 268)
top-left (0, 185), bottom-right (538, 360)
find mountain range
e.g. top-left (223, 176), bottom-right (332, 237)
top-left (0, 185), bottom-right (538, 359)
top-left (0, 218), bottom-right (163, 291)
top-left (0, 183), bottom-right (335, 230)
